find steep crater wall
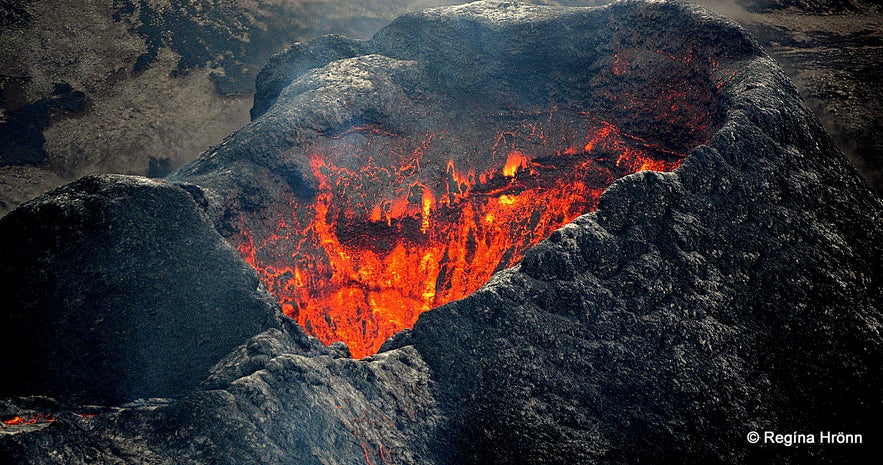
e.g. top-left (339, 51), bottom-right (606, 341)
top-left (174, 0), bottom-right (750, 357)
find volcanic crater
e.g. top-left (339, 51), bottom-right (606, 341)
top-left (175, 0), bottom-right (738, 357)
top-left (1, 1), bottom-right (880, 464)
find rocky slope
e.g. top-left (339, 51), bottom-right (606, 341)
top-left (697, 0), bottom-right (883, 194)
top-left (0, 0), bottom-right (466, 216)
top-left (1, 1), bottom-right (880, 464)
top-left (0, 175), bottom-right (285, 403)
top-left (2, 0), bottom-right (881, 217)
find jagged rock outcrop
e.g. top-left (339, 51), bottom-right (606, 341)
top-left (406, 56), bottom-right (883, 465)
top-left (0, 175), bottom-right (283, 403)
top-left (0, 324), bottom-right (444, 465)
top-left (1, 1), bottom-right (880, 464)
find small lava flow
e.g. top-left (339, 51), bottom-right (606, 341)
top-left (234, 43), bottom-right (726, 358)
top-left (1, 414), bottom-right (55, 427)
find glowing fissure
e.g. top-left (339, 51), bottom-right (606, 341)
top-left (2, 413), bottom-right (55, 426)
top-left (236, 118), bottom-right (685, 358)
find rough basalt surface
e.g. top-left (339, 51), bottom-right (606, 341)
top-left (0, 175), bottom-right (284, 403)
top-left (405, 61), bottom-right (883, 464)
top-left (1, 1), bottom-right (881, 464)
top-left (0, 0), bottom-right (468, 216)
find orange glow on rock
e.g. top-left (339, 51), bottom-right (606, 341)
top-left (503, 151), bottom-right (529, 178)
top-left (234, 116), bottom-right (690, 358)
top-left (2, 413), bottom-right (55, 426)
top-left (229, 34), bottom-right (727, 358)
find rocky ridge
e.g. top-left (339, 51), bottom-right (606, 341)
top-left (0, 174), bottom-right (285, 403)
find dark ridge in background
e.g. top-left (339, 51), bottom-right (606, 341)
top-left (741, 0), bottom-right (876, 12)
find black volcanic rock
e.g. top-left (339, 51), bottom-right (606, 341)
top-left (410, 75), bottom-right (883, 464)
top-left (179, 0), bottom-right (749, 206)
top-left (250, 34), bottom-right (371, 120)
top-left (0, 174), bottom-right (284, 403)
top-left (111, 0), bottom-right (465, 94)
top-left (0, 326), bottom-right (442, 465)
top-left (1, 1), bottom-right (881, 464)
top-left (740, 0), bottom-right (870, 13)
top-left (0, 0), bottom-right (471, 217)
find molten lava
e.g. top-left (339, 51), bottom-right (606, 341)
top-left (236, 118), bottom-right (685, 358)
top-left (233, 42), bottom-right (726, 358)
top-left (1, 413), bottom-right (55, 426)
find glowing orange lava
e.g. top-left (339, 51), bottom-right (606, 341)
top-left (2, 413), bottom-right (55, 426)
top-left (229, 36), bottom-right (731, 358)
top-left (236, 118), bottom-right (685, 358)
